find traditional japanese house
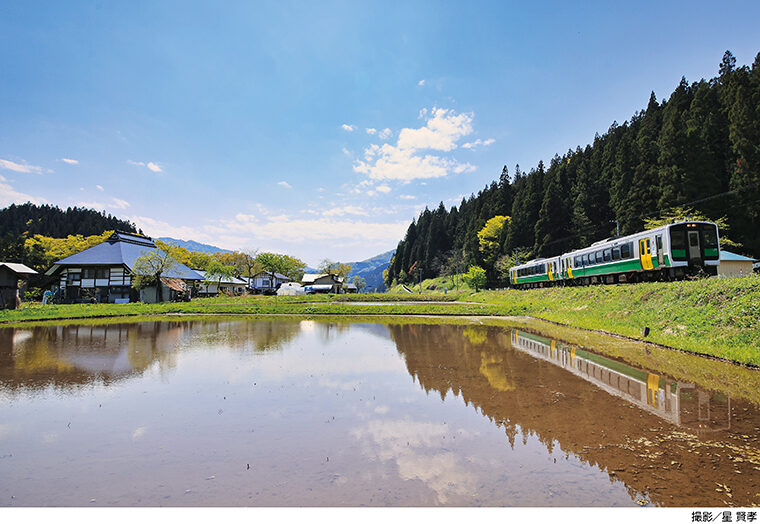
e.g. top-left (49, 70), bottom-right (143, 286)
top-left (44, 231), bottom-right (202, 303)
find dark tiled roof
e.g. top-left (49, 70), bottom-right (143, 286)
top-left (52, 232), bottom-right (202, 280)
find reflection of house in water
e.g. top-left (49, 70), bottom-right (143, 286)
top-left (510, 330), bottom-right (730, 433)
top-left (0, 319), bottom-right (306, 393)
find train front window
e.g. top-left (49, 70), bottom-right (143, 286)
top-left (701, 225), bottom-right (718, 248)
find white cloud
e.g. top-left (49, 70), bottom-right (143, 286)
top-left (341, 148), bottom-right (351, 157)
top-left (418, 79), bottom-right (426, 86)
top-left (378, 128), bottom-right (392, 140)
top-left (60, 158), bottom-right (79, 165)
top-left (365, 128), bottom-right (377, 135)
top-left (128, 160), bottom-right (163, 173)
top-left (397, 108), bottom-right (473, 152)
top-left (376, 185), bottom-right (391, 193)
top-left (130, 215), bottom-right (208, 242)
top-left (461, 138), bottom-right (496, 150)
top-left (352, 108), bottom-right (476, 182)
top-left (399, 194), bottom-right (416, 200)
top-left (0, 158), bottom-right (45, 175)
top-left (221, 213), bottom-right (407, 244)
top-left (341, 124), bottom-right (356, 132)
top-left (78, 198), bottom-right (129, 211)
top-left (77, 201), bottom-right (106, 210)
top-left (277, 181), bottom-right (292, 189)
top-left (322, 206), bottom-right (369, 217)
top-left (96, 185), bottom-right (104, 191)
top-left (0, 175), bottom-right (47, 206)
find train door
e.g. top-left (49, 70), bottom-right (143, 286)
top-left (567, 257), bottom-right (573, 278)
top-left (688, 230), bottom-right (701, 261)
top-left (655, 235), bottom-right (664, 265)
top-left (639, 238), bottom-right (654, 270)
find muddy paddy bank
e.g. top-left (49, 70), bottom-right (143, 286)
top-left (1, 316), bottom-right (758, 506)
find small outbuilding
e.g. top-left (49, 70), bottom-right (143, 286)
top-left (195, 270), bottom-right (248, 296)
top-left (0, 262), bottom-right (38, 310)
top-left (301, 273), bottom-right (343, 293)
top-left (718, 251), bottom-right (756, 278)
top-left (247, 271), bottom-right (292, 294)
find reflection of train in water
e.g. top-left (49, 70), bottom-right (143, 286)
top-left (510, 330), bottom-right (731, 432)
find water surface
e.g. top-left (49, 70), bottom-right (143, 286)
top-left (0, 319), bottom-right (758, 506)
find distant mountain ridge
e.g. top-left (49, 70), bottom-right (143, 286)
top-left (157, 237), bottom-right (232, 254)
top-left (345, 249), bottom-right (395, 292)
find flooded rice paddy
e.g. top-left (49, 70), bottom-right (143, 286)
top-left (0, 318), bottom-right (758, 507)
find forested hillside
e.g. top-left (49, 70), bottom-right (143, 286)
top-left (386, 51), bottom-right (760, 287)
top-left (0, 203), bottom-right (138, 263)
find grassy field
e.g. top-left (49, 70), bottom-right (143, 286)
top-left (2, 275), bottom-right (759, 365)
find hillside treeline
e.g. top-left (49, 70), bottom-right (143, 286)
top-left (0, 203), bottom-right (139, 263)
top-left (386, 51), bottom-right (760, 287)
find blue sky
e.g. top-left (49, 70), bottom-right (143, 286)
top-left (1, 1), bottom-right (759, 265)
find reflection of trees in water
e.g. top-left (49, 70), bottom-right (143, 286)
top-left (0, 320), bottom-right (305, 393)
top-left (388, 323), bottom-right (760, 507)
top-left (0, 322), bottom-right (188, 392)
top-left (186, 319), bottom-right (302, 353)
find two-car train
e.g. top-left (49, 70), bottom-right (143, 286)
top-left (509, 221), bottom-right (720, 288)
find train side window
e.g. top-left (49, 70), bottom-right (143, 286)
top-left (603, 249), bottom-right (611, 262)
top-left (595, 251), bottom-right (603, 263)
top-left (612, 247), bottom-right (620, 260)
top-left (656, 235), bottom-right (663, 251)
top-left (621, 243), bottom-right (631, 259)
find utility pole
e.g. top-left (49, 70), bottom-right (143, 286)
top-left (610, 219), bottom-right (620, 237)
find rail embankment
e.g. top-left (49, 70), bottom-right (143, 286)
top-left (1, 276), bottom-right (758, 366)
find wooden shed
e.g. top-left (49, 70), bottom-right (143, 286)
top-left (0, 262), bottom-right (38, 310)
top-left (718, 251), bottom-right (756, 278)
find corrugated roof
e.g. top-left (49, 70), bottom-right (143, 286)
top-left (0, 262), bottom-right (38, 275)
top-left (251, 271), bottom-right (291, 281)
top-left (720, 250), bottom-right (756, 262)
top-left (301, 273), bottom-right (328, 283)
top-left (195, 270), bottom-right (247, 285)
top-left (160, 277), bottom-right (187, 292)
top-left (51, 233), bottom-right (202, 280)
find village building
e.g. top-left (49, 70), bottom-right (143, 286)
top-left (246, 271), bottom-right (292, 293)
top-left (718, 250), bottom-right (756, 278)
top-left (44, 231), bottom-right (202, 303)
top-left (343, 283), bottom-right (358, 293)
top-left (0, 262), bottom-right (38, 310)
top-left (195, 270), bottom-right (248, 296)
top-left (301, 273), bottom-right (343, 293)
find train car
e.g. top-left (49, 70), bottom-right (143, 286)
top-left (509, 221), bottom-right (720, 288)
top-left (509, 256), bottom-right (562, 289)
